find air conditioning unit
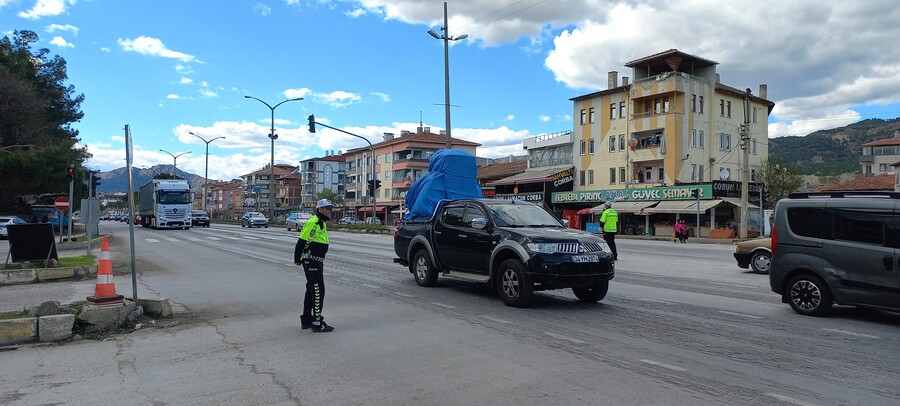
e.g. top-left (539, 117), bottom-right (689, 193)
top-left (406, 154), bottom-right (412, 159)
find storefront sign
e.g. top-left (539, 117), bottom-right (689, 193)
top-left (552, 184), bottom-right (714, 204)
top-left (481, 186), bottom-right (496, 197)
top-left (712, 180), bottom-right (764, 204)
top-left (550, 168), bottom-right (574, 188)
top-left (495, 192), bottom-right (545, 202)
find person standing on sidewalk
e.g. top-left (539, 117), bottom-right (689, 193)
top-left (294, 199), bottom-right (335, 333)
top-left (600, 200), bottom-right (619, 261)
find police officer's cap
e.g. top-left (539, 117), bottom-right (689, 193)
top-left (604, 200), bottom-right (613, 206)
top-left (316, 199), bottom-right (334, 209)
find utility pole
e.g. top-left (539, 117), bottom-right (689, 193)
top-left (739, 88), bottom-right (752, 239)
top-left (428, 1), bottom-right (467, 149)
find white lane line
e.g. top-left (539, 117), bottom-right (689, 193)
top-left (185, 237), bottom-right (202, 242)
top-left (718, 310), bottom-right (762, 319)
top-left (243, 236), bottom-right (260, 240)
top-left (145, 238), bottom-right (160, 243)
top-left (256, 235), bottom-right (283, 240)
top-left (822, 328), bottom-right (880, 339)
top-left (708, 281), bottom-right (754, 289)
top-left (362, 283), bottom-right (379, 289)
top-left (480, 315), bottom-right (511, 324)
top-left (397, 293), bottom-right (415, 298)
top-left (638, 298), bottom-right (675, 305)
top-left (166, 238), bottom-right (180, 242)
top-left (337, 277), bottom-right (351, 282)
top-left (545, 332), bottom-right (585, 344)
top-left (431, 302), bottom-right (456, 309)
top-left (224, 236), bottom-right (241, 240)
top-left (639, 359), bottom-right (687, 372)
top-left (765, 393), bottom-right (821, 406)
top-left (205, 237), bottom-right (222, 241)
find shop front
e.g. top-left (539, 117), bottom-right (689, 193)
top-left (488, 165), bottom-right (576, 225)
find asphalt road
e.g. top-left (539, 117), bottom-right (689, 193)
top-left (1, 222), bottom-right (898, 405)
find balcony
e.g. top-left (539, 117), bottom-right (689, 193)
top-left (859, 155), bottom-right (874, 164)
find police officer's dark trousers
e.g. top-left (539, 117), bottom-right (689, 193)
top-left (604, 232), bottom-right (618, 261)
top-left (301, 259), bottom-right (325, 324)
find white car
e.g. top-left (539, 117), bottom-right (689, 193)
top-left (241, 212), bottom-right (269, 228)
top-left (0, 216), bottom-right (27, 239)
top-left (286, 212), bottom-right (314, 231)
top-left (364, 216), bottom-right (382, 225)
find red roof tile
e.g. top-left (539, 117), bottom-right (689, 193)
top-left (861, 137), bottom-right (900, 147)
top-left (810, 174), bottom-right (894, 192)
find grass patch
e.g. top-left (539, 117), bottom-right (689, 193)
top-left (59, 255), bottom-right (96, 267)
top-left (69, 301), bottom-right (87, 314)
top-left (0, 308), bottom-right (30, 320)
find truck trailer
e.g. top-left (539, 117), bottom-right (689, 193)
top-left (138, 179), bottom-right (192, 229)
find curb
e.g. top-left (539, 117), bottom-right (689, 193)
top-left (0, 266), bottom-right (97, 287)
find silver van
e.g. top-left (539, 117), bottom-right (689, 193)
top-left (769, 191), bottom-right (900, 316)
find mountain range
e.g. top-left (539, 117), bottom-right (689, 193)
top-left (96, 165), bottom-right (205, 194)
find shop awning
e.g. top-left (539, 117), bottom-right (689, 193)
top-left (590, 200), bottom-right (660, 213)
top-left (357, 206), bottom-right (386, 213)
top-left (717, 197), bottom-right (760, 209)
top-left (645, 200), bottom-right (724, 214)
top-left (488, 164), bottom-right (574, 186)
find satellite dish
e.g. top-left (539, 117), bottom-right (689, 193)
top-left (719, 168), bottom-right (730, 180)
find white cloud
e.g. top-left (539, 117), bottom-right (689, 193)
top-left (200, 88), bottom-right (219, 98)
top-left (346, 8), bottom-right (365, 18)
top-left (49, 36), bottom-right (73, 48)
top-left (253, 3), bottom-right (271, 16)
top-left (180, 77), bottom-right (193, 84)
top-left (18, 0), bottom-right (73, 20)
top-left (46, 24), bottom-right (78, 35)
top-left (372, 92), bottom-right (391, 102)
top-left (100, 47), bottom-right (110, 52)
top-left (118, 36), bottom-right (196, 62)
top-left (166, 94), bottom-right (181, 99)
top-left (538, 115), bottom-right (549, 122)
top-left (284, 87), bottom-right (312, 99)
top-left (506, 115), bottom-right (515, 121)
top-left (313, 90), bottom-right (361, 108)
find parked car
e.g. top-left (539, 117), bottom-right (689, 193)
top-left (0, 216), bottom-right (27, 239)
top-left (191, 210), bottom-right (210, 228)
top-left (241, 212), bottom-right (268, 228)
top-left (364, 216), bottom-right (382, 225)
top-left (338, 216), bottom-right (364, 225)
top-left (286, 212), bottom-right (313, 231)
top-left (769, 191), bottom-right (900, 316)
top-left (733, 238), bottom-right (772, 274)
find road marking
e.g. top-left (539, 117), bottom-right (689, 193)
top-left (256, 235), bottom-right (282, 240)
top-left (431, 302), bottom-right (456, 309)
top-left (480, 315), bottom-right (511, 324)
top-left (166, 238), bottom-right (180, 242)
top-left (718, 310), bottom-right (761, 319)
top-left (145, 239), bottom-right (160, 243)
top-left (362, 283), bottom-right (379, 289)
top-left (205, 237), bottom-right (222, 241)
top-left (545, 332), bottom-right (585, 344)
top-left (337, 277), bottom-right (350, 282)
top-left (243, 236), bottom-right (260, 240)
top-left (765, 393), bottom-right (821, 406)
top-left (224, 236), bottom-right (241, 240)
top-left (396, 293), bottom-right (415, 298)
top-left (638, 298), bottom-right (675, 305)
top-left (708, 281), bottom-right (754, 289)
top-left (822, 328), bottom-right (880, 339)
top-left (185, 237), bottom-right (202, 242)
top-left (639, 359), bottom-right (686, 372)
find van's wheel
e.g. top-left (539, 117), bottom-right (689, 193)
top-left (750, 251), bottom-right (772, 274)
top-left (787, 274), bottom-right (833, 316)
top-left (497, 259), bottom-right (533, 307)
top-left (412, 250), bottom-right (438, 287)
top-left (151, 217), bottom-right (157, 229)
top-left (572, 280), bottom-right (609, 302)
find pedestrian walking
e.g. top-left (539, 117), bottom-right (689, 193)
top-left (599, 200), bottom-right (619, 261)
top-left (294, 198), bottom-right (335, 333)
top-left (674, 219), bottom-right (688, 243)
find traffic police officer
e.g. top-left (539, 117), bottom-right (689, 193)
top-left (294, 198), bottom-right (335, 332)
top-left (600, 200), bottom-right (619, 261)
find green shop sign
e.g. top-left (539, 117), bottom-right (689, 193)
top-left (552, 184), bottom-right (713, 204)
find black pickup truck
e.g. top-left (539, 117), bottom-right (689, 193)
top-left (393, 198), bottom-right (615, 307)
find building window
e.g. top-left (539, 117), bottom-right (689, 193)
top-left (619, 101), bottom-right (626, 118)
top-left (720, 99), bottom-right (725, 116)
top-left (751, 169), bottom-right (756, 182)
top-left (619, 167), bottom-right (626, 183)
top-left (699, 164), bottom-right (705, 182)
top-left (580, 170), bottom-right (586, 186)
top-left (752, 138), bottom-right (757, 155)
top-left (376, 155), bottom-right (381, 164)
top-left (609, 168), bottom-right (616, 184)
top-left (580, 140), bottom-right (586, 155)
top-left (720, 133), bottom-right (732, 151)
top-left (385, 171), bottom-right (391, 179)
top-left (610, 103), bottom-right (617, 120)
top-left (589, 107), bottom-right (595, 123)
top-left (619, 134), bottom-right (625, 151)
top-left (699, 130), bottom-right (704, 149)
top-left (691, 164), bottom-right (697, 181)
top-left (692, 94), bottom-right (697, 112)
top-left (752, 107), bottom-right (758, 124)
top-left (645, 168), bottom-right (652, 181)
top-left (691, 129), bottom-right (697, 147)
top-left (866, 165), bottom-right (872, 174)
top-left (385, 153), bottom-right (391, 163)
top-left (663, 96), bottom-right (670, 113)
top-left (654, 98), bottom-right (661, 114)
top-left (588, 169), bottom-right (594, 185)
top-left (879, 163), bottom-right (888, 172)
top-left (589, 139), bottom-right (595, 154)
top-left (658, 167), bottom-right (664, 182)
top-left (699, 96), bottom-right (704, 114)
top-left (609, 136), bottom-right (616, 152)
top-left (580, 109), bottom-right (586, 125)
top-left (726, 100), bottom-right (732, 118)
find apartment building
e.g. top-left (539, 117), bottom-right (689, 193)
top-left (298, 152), bottom-right (346, 209)
top-left (343, 127), bottom-right (479, 224)
top-left (860, 136), bottom-right (900, 176)
top-left (206, 180), bottom-right (244, 218)
top-left (239, 163), bottom-right (298, 216)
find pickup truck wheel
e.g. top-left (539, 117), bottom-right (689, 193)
top-left (412, 250), bottom-right (438, 287)
top-left (572, 280), bottom-right (609, 302)
top-left (497, 259), bottom-right (533, 307)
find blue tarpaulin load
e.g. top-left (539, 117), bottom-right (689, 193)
top-left (403, 149), bottom-right (483, 221)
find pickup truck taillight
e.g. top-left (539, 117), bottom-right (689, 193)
top-left (393, 228), bottom-right (398, 239)
top-left (771, 226), bottom-right (777, 256)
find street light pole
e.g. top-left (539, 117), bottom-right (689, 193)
top-left (244, 95), bottom-right (303, 221)
top-left (159, 149), bottom-right (191, 178)
top-left (428, 1), bottom-right (467, 149)
top-left (189, 132), bottom-right (225, 212)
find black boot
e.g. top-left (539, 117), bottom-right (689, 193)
top-left (311, 320), bottom-right (334, 333)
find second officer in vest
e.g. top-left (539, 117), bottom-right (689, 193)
top-left (294, 198), bottom-right (335, 332)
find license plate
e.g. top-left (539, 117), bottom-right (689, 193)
top-left (572, 255), bottom-right (599, 263)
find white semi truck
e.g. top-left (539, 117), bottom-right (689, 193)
top-left (138, 179), bottom-right (193, 229)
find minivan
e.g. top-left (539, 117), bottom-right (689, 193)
top-left (769, 191), bottom-right (900, 316)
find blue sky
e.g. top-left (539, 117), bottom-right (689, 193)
top-left (3, 0), bottom-right (900, 181)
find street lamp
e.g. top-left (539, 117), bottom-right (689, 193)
top-left (189, 132), bottom-right (225, 212)
top-left (428, 1), bottom-right (467, 149)
top-left (244, 95), bottom-right (303, 221)
top-left (159, 149), bottom-right (191, 178)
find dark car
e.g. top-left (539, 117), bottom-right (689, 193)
top-left (394, 199), bottom-right (615, 307)
top-left (191, 210), bottom-right (210, 227)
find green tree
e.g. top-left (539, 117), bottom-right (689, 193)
top-left (0, 30), bottom-right (88, 212)
top-left (314, 188), bottom-right (344, 205)
top-left (757, 158), bottom-right (805, 208)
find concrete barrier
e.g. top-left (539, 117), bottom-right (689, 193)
top-left (0, 317), bottom-right (37, 346)
top-left (38, 314), bottom-right (75, 342)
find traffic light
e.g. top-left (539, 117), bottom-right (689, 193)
top-left (90, 173), bottom-right (102, 196)
top-left (374, 180), bottom-right (382, 190)
top-left (367, 180), bottom-right (375, 197)
top-left (308, 114), bottom-right (316, 133)
top-left (66, 164), bottom-right (74, 180)
top-left (691, 188), bottom-right (700, 198)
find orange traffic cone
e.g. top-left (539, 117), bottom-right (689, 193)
top-left (87, 236), bottom-right (124, 305)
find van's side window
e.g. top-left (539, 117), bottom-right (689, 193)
top-left (833, 209), bottom-right (888, 246)
top-left (786, 208), bottom-right (829, 239)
